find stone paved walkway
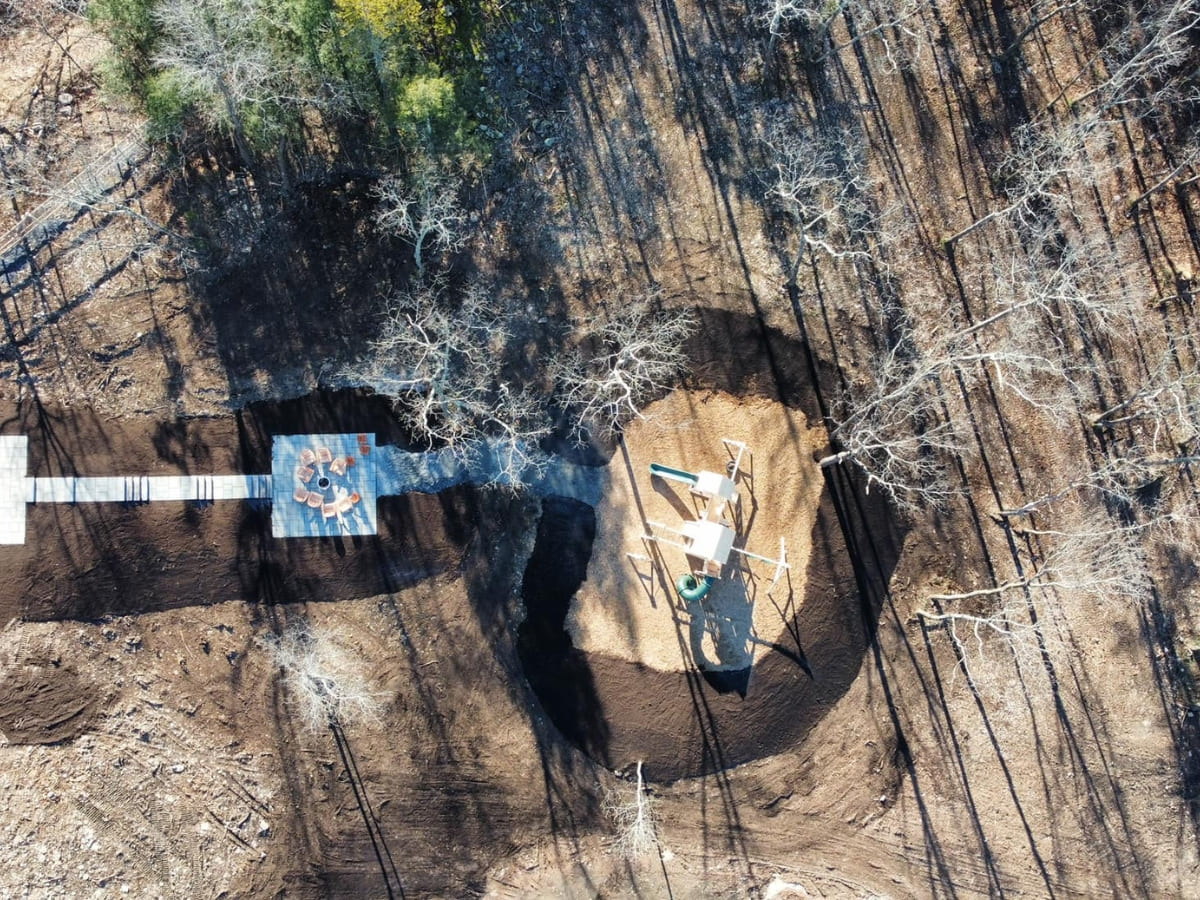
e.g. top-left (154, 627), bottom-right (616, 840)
top-left (26, 475), bottom-right (272, 504)
top-left (0, 436), bottom-right (27, 545)
top-left (374, 443), bottom-right (606, 507)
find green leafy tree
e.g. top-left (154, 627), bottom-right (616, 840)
top-left (89, 0), bottom-right (159, 97)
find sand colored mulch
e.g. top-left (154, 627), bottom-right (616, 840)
top-left (567, 389), bottom-right (826, 672)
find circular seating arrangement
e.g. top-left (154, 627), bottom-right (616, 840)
top-left (292, 444), bottom-right (361, 529)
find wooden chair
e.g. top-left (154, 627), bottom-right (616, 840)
top-left (296, 465), bottom-right (315, 483)
top-left (293, 486), bottom-right (309, 503)
top-left (299, 449), bottom-right (316, 466)
top-left (306, 491), bottom-right (324, 508)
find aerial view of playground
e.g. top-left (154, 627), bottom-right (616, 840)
top-left (1, 2), bottom-right (1198, 897)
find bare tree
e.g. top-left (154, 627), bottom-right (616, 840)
top-left (958, 226), bottom-right (1142, 363)
top-left (1093, 347), bottom-right (1200, 440)
top-left (372, 165), bottom-right (466, 274)
top-left (762, 112), bottom-right (875, 278)
top-left (152, 0), bottom-right (343, 169)
top-left (341, 281), bottom-right (551, 484)
top-left (997, 343), bottom-right (1200, 520)
top-left (477, 384), bottom-right (555, 486)
top-left (819, 338), bottom-right (965, 510)
top-left (944, 114), bottom-right (1100, 246)
top-left (1, 0), bottom-right (86, 34)
top-left (927, 519), bottom-right (1149, 607)
top-left (263, 621), bottom-right (385, 732)
top-left (1057, 0), bottom-right (1200, 116)
top-left (820, 303), bottom-right (1067, 510)
top-left (759, 0), bottom-right (923, 66)
top-left (1124, 136), bottom-right (1200, 214)
top-left (604, 761), bottom-right (659, 858)
top-left (919, 509), bottom-right (1150, 686)
top-left (761, 0), bottom-right (818, 37)
top-left (554, 298), bottom-right (698, 443)
top-left (0, 138), bottom-right (179, 248)
top-left (152, 0), bottom-right (272, 168)
top-left (820, 0), bottom-right (924, 69)
top-left (998, 436), bottom-right (1200, 519)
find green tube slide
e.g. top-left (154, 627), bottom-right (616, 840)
top-left (676, 573), bottom-right (715, 601)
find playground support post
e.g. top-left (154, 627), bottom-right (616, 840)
top-left (722, 438), bottom-right (748, 480)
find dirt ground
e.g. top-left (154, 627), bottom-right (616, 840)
top-left (0, 385), bottom-right (1188, 897)
top-left (1, 2), bottom-right (1198, 899)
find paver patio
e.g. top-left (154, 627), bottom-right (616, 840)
top-left (270, 433), bottom-right (378, 538)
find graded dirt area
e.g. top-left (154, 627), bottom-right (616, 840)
top-left (520, 388), bottom-right (895, 782)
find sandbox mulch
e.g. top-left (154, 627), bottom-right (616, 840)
top-left (568, 389), bottom-right (826, 673)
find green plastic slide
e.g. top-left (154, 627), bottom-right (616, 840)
top-left (649, 462), bottom-right (698, 485)
top-left (676, 573), bottom-right (715, 601)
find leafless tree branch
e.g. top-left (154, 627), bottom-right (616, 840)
top-left (553, 297), bottom-right (697, 443)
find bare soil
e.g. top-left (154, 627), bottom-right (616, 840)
top-left (0, 2), bottom-right (1197, 899)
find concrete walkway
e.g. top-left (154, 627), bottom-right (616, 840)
top-left (0, 435), bottom-right (605, 547)
top-left (374, 443), bottom-right (606, 508)
top-left (26, 474), bottom-right (273, 504)
top-left (0, 436), bottom-right (27, 545)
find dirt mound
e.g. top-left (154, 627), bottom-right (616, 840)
top-left (518, 389), bottom-right (901, 780)
top-left (519, 453), bottom-right (895, 781)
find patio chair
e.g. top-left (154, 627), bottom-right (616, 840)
top-left (306, 491), bottom-right (324, 508)
top-left (316, 447), bottom-right (333, 464)
top-left (293, 486), bottom-right (309, 504)
top-left (299, 448), bottom-right (316, 466)
top-left (322, 503), bottom-right (338, 519)
top-left (350, 492), bottom-right (361, 504)
top-left (296, 465), bottom-right (314, 483)
top-left (329, 457), bottom-right (346, 476)
top-left (346, 456), bottom-right (355, 468)
top-left (336, 496), bottom-right (354, 514)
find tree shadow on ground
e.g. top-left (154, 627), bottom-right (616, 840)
top-left (166, 168), bottom-right (407, 405)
